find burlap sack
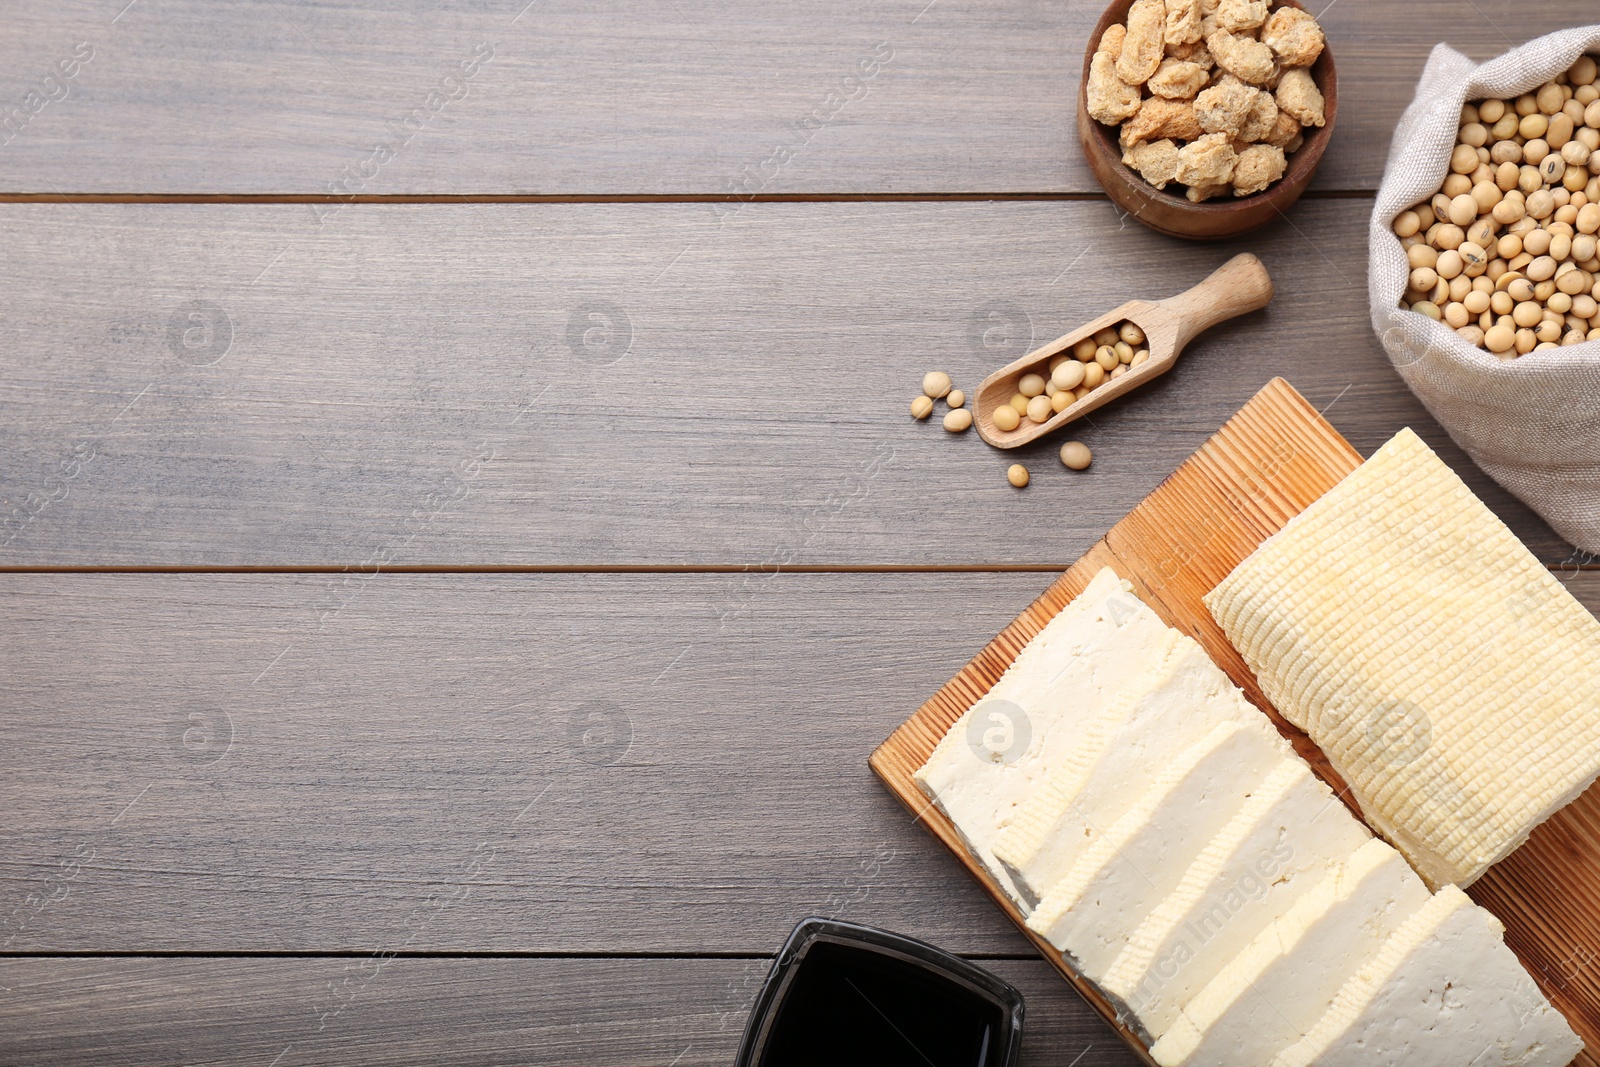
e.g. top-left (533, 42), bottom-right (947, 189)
top-left (1370, 28), bottom-right (1600, 555)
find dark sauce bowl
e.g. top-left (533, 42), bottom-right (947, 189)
top-left (735, 918), bottom-right (1026, 1067)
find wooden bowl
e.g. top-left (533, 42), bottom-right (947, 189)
top-left (1078, 0), bottom-right (1338, 241)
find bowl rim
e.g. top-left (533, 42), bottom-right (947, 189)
top-left (1078, 0), bottom-right (1339, 215)
top-left (732, 917), bottom-right (1026, 1067)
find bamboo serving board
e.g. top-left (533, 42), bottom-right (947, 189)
top-left (870, 377), bottom-right (1598, 1066)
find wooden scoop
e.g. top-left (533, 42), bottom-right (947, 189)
top-left (973, 254), bottom-right (1274, 449)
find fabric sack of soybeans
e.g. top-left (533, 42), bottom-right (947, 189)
top-left (1369, 26), bottom-right (1600, 554)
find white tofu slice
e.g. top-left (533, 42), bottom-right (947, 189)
top-left (1024, 720), bottom-right (1287, 981)
top-left (914, 567), bottom-right (1179, 903)
top-left (995, 637), bottom-right (1289, 906)
top-left (1150, 837), bottom-right (1431, 1067)
top-left (1270, 886), bottom-right (1583, 1067)
top-left (1102, 760), bottom-right (1372, 1041)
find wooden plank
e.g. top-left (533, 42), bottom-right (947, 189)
top-left (0, 1), bottom-right (1587, 194)
top-left (873, 380), bottom-right (1600, 1065)
top-left (0, 199), bottom-right (1572, 566)
top-left (0, 956), bottom-right (1140, 1066)
top-left (3, 568), bottom-right (1598, 961)
top-left (0, 0), bottom-right (1069, 196)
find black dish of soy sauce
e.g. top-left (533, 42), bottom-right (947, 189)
top-left (735, 918), bottom-right (1025, 1067)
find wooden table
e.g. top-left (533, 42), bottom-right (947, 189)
top-left (2, 3), bottom-right (1596, 1063)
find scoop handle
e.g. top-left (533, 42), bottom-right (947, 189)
top-left (1158, 253), bottom-right (1274, 354)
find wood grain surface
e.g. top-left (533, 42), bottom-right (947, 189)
top-left (0, 956), bottom-right (1140, 1067)
top-left (0, 0), bottom-right (1587, 194)
top-left (0, 198), bottom-right (1573, 567)
top-left (873, 381), bottom-right (1600, 1065)
top-left (0, 570), bottom-right (1149, 957)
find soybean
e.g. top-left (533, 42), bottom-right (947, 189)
top-left (1059, 441), bottom-right (1093, 470)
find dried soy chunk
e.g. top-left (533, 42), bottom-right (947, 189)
top-left (1175, 132), bottom-right (1239, 189)
top-left (1168, 39), bottom-right (1214, 69)
top-left (1164, 0), bottom-right (1205, 47)
top-left (1148, 58), bottom-right (1210, 100)
top-left (1123, 139), bottom-right (1182, 189)
top-left (1214, 0), bottom-right (1269, 34)
top-left (1207, 28), bottom-right (1277, 86)
top-left (1263, 110), bottom-right (1303, 149)
top-left (1260, 7), bottom-right (1325, 68)
top-left (1238, 86), bottom-right (1281, 142)
top-left (1233, 143), bottom-right (1288, 195)
top-left (1194, 77), bottom-right (1258, 137)
top-left (1099, 23), bottom-right (1127, 62)
top-left (1122, 98), bottom-right (1203, 147)
top-left (1187, 181), bottom-right (1233, 203)
top-left (1088, 51), bottom-right (1142, 125)
top-left (1117, 0), bottom-right (1168, 85)
top-left (1276, 68), bottom-right (1327, 127)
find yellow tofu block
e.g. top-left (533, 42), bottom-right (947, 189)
top-left (1206, 428), bottom-right (1600, 888)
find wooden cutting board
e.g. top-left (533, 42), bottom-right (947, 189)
top-left (870, 377), bottom-right (1599, 1066)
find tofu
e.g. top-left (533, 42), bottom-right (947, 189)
top-left (1151, 838), bottom-right (1431, 1067)
top-left (994, 636), bottom-right (1288, 905)
top-left (1271, 886), bottom-right (1583, 1067)
top-left (914, 567), bottom-right (1179, 903)
top-left (1206, 427), bottom-right (1600, 887)
top-left (1102, 760), bottom-right (1373, 1040)
top-left (1025, 720), bottom-right (1287, 981)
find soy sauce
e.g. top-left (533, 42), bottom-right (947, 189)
top-left (760, 940), bottom-right (1006, 1067)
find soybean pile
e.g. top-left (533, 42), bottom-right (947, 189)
top-left (1394, 55), bottom-right (1600, 357)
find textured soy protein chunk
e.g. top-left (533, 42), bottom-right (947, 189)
top-left (1261, 6), bottom-right (1325, 67)
top-left (1232, 143), bottom-right (1288, 196)
top-left (1124, 98), bottom-right (1204, 147)
top-left (1276, 68), bottom-right (1327, 127)
top-left (1088, 50), bottom-right (1143, 125)
top-left (1175, 133), bottom-right (1240, 189)
top-left (1207, 27), bottom-right (1278, 86)
top-left (1117, 0), bottom-right (1168, 84)
top-left (1148, 58), bottom-right (1210, 100)
top-left (1164, 0), bottom-right (1204, 47)
top-left (1215, 0), bottom-right (1269, 33)
top-left (1123, 139), bottom-right (1182, 189)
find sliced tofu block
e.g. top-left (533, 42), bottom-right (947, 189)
top-left (1205, 427), bottom-right (1600, 888)
top-left (914, 567), bottom-right (1179, 903)
top-left (995, 636), bottom-right (1289, 906)
top-left (1271, 886), bottom-right (1582, 1067)
top-left (1025, 720), bottom-right (1286, 981)
top-left (1150, 837), bottom-right (1431, 1067)
top-left (1102, 760), bottom-right (1372, 1041)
